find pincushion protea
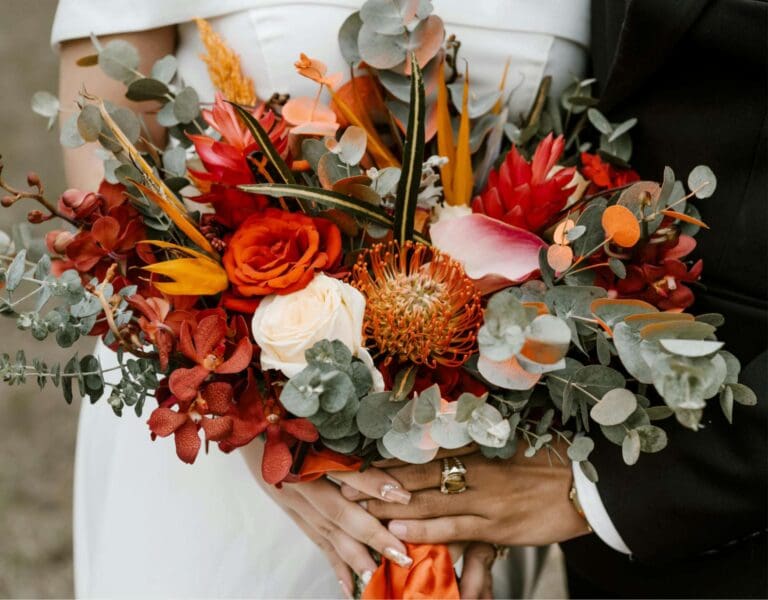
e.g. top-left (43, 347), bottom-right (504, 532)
top-left (351, 241), bottom-right (482, 368)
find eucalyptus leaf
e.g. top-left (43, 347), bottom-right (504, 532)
top-left (98, 39), bottom-right (140, 83)
top-left (635, 424), bottom-right (668, 453)
top-left (687, 165), bottom-right (717, 199)
top-left (567, 435), bottom-right (594, 462)
top-left (60, 114), bottom-right (85, 148)
top-left (587, 108), bottom-right (612, 135)
top-left (729, 383), bottom-right (757, 406)
top-left (5, 250), bottom-right (27, 292)
top-left (126, 78), bottom-right (171, 102)
top-left (173, 87), bottom-right (200, 123)
top-left (622, 429), bottom-right (641, 465)
top-left (591, 388), bottom-right (637, 426)
top-left (150, 55), bottom-right (178, 83)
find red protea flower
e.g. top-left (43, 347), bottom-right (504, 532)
top-left (168, 310), bottom-right (253, 401)
top-left (148, 381), bottom-right (236, 464)
top-left (187, 93), bottom-right (288, 228)
top-left (218, 369), bottom-right (319, 485)
top-left (472, 134), bottom-right (575, 233)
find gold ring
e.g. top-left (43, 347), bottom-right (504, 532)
top-left (440, 457), bottom-right (467, 494)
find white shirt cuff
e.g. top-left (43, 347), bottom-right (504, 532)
top-left (572, 462), bottom-right (631, 554)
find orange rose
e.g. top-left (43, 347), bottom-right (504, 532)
top-left (222, 208), bottom-right (342, 312)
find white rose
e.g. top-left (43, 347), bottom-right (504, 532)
top-left (251, 274), bottom-right (383, 389)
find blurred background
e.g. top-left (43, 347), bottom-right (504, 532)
top-left (0, 2), bottom-right (566, 598)
top-left (0, 0), bottom-right (82, 597)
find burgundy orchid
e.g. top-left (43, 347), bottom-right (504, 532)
top-left (615, 234), bottom-right (703, 310)
top-left (168, 310), bottom-right (253, 402)
top-left (148, 381), bottom-right (236, 464)
top-left (219, 370), bottom-right (319, 485)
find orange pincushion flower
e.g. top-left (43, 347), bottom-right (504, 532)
top-left (352, 241), bottom-right (482, 368)
top-left (222, 209), bottom-right (342, 312)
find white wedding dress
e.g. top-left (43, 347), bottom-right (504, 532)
top-left (51, 1), bottom-right (590, 597)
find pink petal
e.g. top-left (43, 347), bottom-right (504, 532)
top-left (430, 214), bottom-right (546, 293)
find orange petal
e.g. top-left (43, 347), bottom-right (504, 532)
top-left (452, 65), bottom-right (473, 206)
top-left (602, 204), bottom-right (641, 247)
top-left (436, 59), bottom-right (455, 204)
top-left (661, 209), bottom-right (710, 229)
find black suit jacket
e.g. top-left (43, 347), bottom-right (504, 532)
top-left (560, 1), bottom-right (768, 597)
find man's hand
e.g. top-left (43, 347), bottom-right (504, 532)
top-left (342, 444), bottom-right (592, 547)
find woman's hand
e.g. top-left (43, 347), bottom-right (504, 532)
top-left (459, 542), bottom-right (496, 599)
top-left (343, 444), bottom-right (591, 548)
top-left (241, 440), bottom-right (415, 598)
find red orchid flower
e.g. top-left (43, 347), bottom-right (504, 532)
top-left (168, 311), bottom-right (253, 401)
top-left (614, 234), bottom-right (703, 310)
top-left (472, 134), bottom-right (576, 233)
top-left (148, 381), bottom-right (236, 464)
top-left (219, 370), bottom-right (319, 485)
top-left (187, 94), bottom-right (288, 228)
top-left (64, 204), bottom-right (145, 273)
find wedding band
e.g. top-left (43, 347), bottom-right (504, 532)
top-left (440, 457), bottom-right (467, 494)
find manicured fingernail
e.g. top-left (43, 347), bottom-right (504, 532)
top-left (380, 483), bottom-right (411, 504)
top-left (339, 579), bottom-right (352, 599)
top-left (384, 546), bottom-right (413, 568)
top-left (361, 570), bottom-right (373, 586)
top-left (388, 521), bottom-right (408, 538)
top-left (358, 499), bottom-right (368, 510)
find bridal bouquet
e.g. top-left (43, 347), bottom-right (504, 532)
top-left (0, 0), bottom-right (756, 596)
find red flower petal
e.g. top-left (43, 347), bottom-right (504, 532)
top-left (174, 420), bottom-right (202, 464)
top-left (194, 314), bottom-right (228, 360)
top-left (168, 365), bottom-right (209, 402)
top-left (215, 337), bottom-right (253, 374)
top-left (201, 415), bottom-right (234, 442)
top-left (282, 418), bottom-right (319, 443)
top-left (262, 426), bottom-right (293, 485)
top-left (147, 407), bottom-right (188, 437)
top-left (201, 381), bottom-right (234, 415)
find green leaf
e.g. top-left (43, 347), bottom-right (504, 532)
top-left (587, 108), bottom-right (612, 135)
top-left (429, 413), bottom-right (472, 449)
top-left (280, 368), bottom-right (321, 417)
top-left (126, 78), bottom-right (171, 102)
top-left (338, 12), bottom-right (363, 64)
top-left (414, 384), bottom-right (440, 424)
top-left (357, 393), bottom-right (404, 439)
top-left (173, 87), bottom-right (200, 123)
top-left (242, 183), bottom-right (428, 244)
top-left (729, 382), bottom-right (757, 406)
top-left (591, 388), bottom-right (637, 426)
top-left (98, 39), bottom-right (140, 83)
top-left (572, 199), bottom-right (608, 257)
top-left (393, 53), bottom-right (425, 245)
top-left (608, 257), bottom-right (627, 279)
top-left (467, 403), bottom-right (511, 448)
top-left (319, 371), bottom-right (357, 413)
top-left (230, 103), bottom-right (297, 183)
top-left (455, 392), bottom-right (486, 422)
top-left (687, 165), bottom-right (717, 199)
top-left (596, 331), bottom-right (612, 366)
top-left (635, 424), bottom-right (668, 453)
top-left (580, 459), bottom-right (599, 483)
top-left (305, 339), bottom-right (353, 371)
top-left (608, 117), bottom-right (638, 142)
top-left (5, 250), bottom-right (27, 292)
top-left (567, 435), bottom-right (594, 462)
top-left (658, 339), bottom-right (724, 358)
top-left (150, 55), bottom-right (178, 83)
top-left (600, 407), bottom-right (650, 446)
top-left (646, 405), bottom-right (674, 421)
top-left (60, 114), bottom-right (85, 148)
top-left (162, 146), bottom-right (187, 177)
top-left (622, 429), bottom-right (641, 465)
top-left (392, 365), bottom-right (417, 402)
top-left (719, 385), bottom-right (734, 424)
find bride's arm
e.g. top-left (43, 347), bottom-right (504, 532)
top-left (59, 28), bottom-right (176, 190)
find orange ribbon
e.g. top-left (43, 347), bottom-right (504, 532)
top-left (362, 543), bottom-right (459, 600)
top-left (297, 449), bottom-right (460, 599)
